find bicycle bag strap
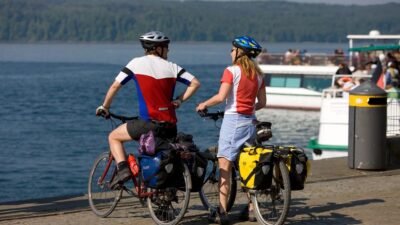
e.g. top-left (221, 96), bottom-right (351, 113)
top-left (239, 147), bottom-right (273, 190)
top-left (240, 161), bottom-right (261, 186)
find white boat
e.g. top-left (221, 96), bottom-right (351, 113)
top-left (308, 87), bottom-right (351, 160)
top-left (260, 30), bottom-right (400, 111)
top-left (308, 84), bottom-right (400, 160)
top-left (307, 30), bottom-right (400, 160)
top-left (260, 64), bottom-right (338, 110)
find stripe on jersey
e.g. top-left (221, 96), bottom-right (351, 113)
top-left (131, 74), bottom-right (150, 121)
top-left (177, 69), bottom-right (191, 85)
top-left (118, 67), bottom-right (134, 85)
top-left (177, 69), bottom-right (186, 77)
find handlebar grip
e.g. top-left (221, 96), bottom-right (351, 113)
top-left (197, 109), bottom-right (208, 117)
top-left (97, 109), bottom-right (110, 119)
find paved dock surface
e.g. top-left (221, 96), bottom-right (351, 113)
top-left (1, 157), bottom-right (400, 225)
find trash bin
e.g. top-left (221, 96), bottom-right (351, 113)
top-left (348, 80), bottom-right (387, 170)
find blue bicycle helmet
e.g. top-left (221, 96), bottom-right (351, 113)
top-left (232, 36), bottom-right (262, 58)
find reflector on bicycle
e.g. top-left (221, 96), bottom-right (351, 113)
top-left (239, 147), bottom-right (273, 190)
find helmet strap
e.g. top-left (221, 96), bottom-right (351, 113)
top-left (234, 50), bottom-right (245, 64)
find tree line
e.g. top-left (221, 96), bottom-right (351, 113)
top-left (1, 0), bottom-right (399, 42)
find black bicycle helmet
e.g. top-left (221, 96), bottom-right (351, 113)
top-left (232, 36), bottom-right (262, 59)
top-left (139, 31), bottom-right (170, 51)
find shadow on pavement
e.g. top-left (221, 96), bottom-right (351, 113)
top-left (0, 195), bottom-right (89, 219)
top-left (287, 197), bottom-right (385, 224)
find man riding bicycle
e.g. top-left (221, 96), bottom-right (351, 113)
top-left (96, 31), bottom-right (201, 189)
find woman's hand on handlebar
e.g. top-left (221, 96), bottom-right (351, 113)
top-left (197, 108), bottom-right (208, 117)
top-left (96, 105), bottom-right (110, 118)
top-left (196, 102), bottom-right (207, 112)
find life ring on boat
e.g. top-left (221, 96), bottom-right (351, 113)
top-left (337, 76), bottom-right (352, 86)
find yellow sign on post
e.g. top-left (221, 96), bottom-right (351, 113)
top-left (349, 95), bottom-right (387, 107)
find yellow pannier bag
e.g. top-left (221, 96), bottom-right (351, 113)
top-left (239, 147), bottom-right (273, 190)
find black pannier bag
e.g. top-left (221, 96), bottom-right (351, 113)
top-left (171, 132), bottom-right (207, 192)
top-left (287, 148), bottom-right (309, 190)
top-left (140, 150), bottom-right (181, 189)
top-left (185, 152), bottom-right (207, 192)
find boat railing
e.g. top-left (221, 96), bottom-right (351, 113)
top-left (258, 53), bottom-right (383, 70)
top-left (330, 73), bottom-right (372, 87)
top-left (322, 88), bottom-right (345, 99)
top-left (387, 89), bottom-right (400, 137)
top-left (322, 74), bottom-right (372, 99)
top-left (258, 53), bottom-right (345, 66)
top-left (322, 74), bottom-right (400, 137)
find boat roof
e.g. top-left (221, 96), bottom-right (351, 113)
top-left (347, 34), bottom-right (400, 40)
top-left (349, 44), bottom-right (400, 52)
top-left (260, 64), bottom-right (338, 76)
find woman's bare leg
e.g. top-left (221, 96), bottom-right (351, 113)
top-left (218, 157), bottom-right (232, 213)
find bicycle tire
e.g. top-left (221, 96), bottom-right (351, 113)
top-left (251, 160), bottom-right (291, 225)
top-left (147, 162), bottom-right (191, 225)
top-left (88, 152), bottom-right (122, 217)
top-left (199, 160), bottom-right (237, 212)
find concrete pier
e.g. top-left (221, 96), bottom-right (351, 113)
top-left (1, 157), bottom-right (400, 225)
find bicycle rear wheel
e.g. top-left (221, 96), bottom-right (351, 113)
top-left (199, 160), bottom-right (237, 212)
top-left (88, 151), bottom-right (122, 217)
top-left (251, 160), bottom-right (291, 225)
top-left (147, 162), bottom-right (191, 225)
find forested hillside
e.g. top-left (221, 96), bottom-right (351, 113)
top-left (1, 0), bottom-right (399, 42)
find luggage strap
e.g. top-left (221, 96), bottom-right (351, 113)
top-left (240, 161), bottom-right (261, 186)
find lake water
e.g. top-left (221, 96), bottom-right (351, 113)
top-left (0, 42), bottom-right (346, 203)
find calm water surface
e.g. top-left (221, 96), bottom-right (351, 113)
top-left (0, 42), bottom-right (343, 202)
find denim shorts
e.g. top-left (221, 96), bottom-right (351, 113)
top-left (217, 113), bottom-right (256, 161)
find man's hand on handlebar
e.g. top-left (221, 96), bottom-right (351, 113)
top-left (96, 105), bottom-right (110, 118)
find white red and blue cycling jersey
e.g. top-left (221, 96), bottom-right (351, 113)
top-left (115, 55), bottom-right (195, 124)
top-left (221, 65), bottom-right (265, 115)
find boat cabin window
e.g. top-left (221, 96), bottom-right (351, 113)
top-left (265, 74), bottom-right (332, 92)
top-left (303, 75), bottom-right (332, 92)
top-left (268, 75), bottom-right (301, 88)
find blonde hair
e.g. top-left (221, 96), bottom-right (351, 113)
top-left (235, 54), bottom-right (263, 79)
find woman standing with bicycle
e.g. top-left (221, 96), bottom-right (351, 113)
top-left (196, 36), bottom-right (266, 224)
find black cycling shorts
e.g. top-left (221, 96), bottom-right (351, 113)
top-left (126, 119), bottom-right (177, 140)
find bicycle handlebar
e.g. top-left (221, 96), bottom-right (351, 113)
top-left (109, 113), bottom-right (138, 122)
top-left (197, 110), bottom-right (224, 121)
top-left (97, 109), bottom-right (138, 123)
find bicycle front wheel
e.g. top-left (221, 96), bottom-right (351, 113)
top-left (199, 160), bottom-right (237, 212)
top-left (147, 162), bottom-right (191, 225)
top-left (88, 151), bottom-right (122, 217)
top-left (251, 160), bottom-right (291, 225)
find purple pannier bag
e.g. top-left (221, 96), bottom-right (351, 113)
top-left (139, 130), bottom-right (156, 155)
